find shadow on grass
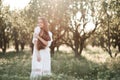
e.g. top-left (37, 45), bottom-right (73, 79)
top-left (0, 50), bottom-right (30, 59)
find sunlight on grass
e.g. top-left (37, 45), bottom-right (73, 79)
top-left (59, 45), bottom-right (110, 63)
top-left (59, 45), bottom-right (72, 53)
top-left (82, 45), bottom-right (109, 64)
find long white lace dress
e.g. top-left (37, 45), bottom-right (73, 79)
top-left (30, 26), bottom-right (53, 79)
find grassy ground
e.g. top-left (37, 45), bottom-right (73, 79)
top-left (0, 46), bottom-right (120, 80)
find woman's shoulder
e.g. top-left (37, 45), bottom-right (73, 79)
top-left (34, 26), bottom-right (41, 33)
top-left (35, 26), bottom-right (40, 30)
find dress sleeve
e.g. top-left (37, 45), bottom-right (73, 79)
top-left (32, 26), bottom-right (40, 44)
top-left (47, 32), bottom-right (53, 47)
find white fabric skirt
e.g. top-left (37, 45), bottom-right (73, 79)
top-left (30, 47), bottom-right (51, 79)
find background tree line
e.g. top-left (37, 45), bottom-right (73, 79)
top-left (0, 0), bottom-right (120, 58)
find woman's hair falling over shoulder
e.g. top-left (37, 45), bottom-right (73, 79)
top-left (37, 17), bottom-right (51, 50)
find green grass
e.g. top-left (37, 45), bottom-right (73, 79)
top-left (0, 48), bottom-right (120, 80)
top-left (0, 51), bottom-right (31, 80)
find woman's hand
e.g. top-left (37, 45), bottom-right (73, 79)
top-left (37, 56), bottom-right (41, 62)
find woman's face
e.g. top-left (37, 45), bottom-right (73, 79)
top-left (38, 19), bottom-right (44, 28)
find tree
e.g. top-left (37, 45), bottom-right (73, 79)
top-left (9, 10), bottom-right (31, 52)
top-left (109, 0), bottom-right (120, 57)
top-left (91, 0), bottom-right (120, 57)
top-left (0, 2), bottom-right (11, 53)
top-left (25, 0), bottom-right (70, 54)
top-left (63, 0), bottom-right (100, 57)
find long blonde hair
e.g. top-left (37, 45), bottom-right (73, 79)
top-left (37, 17), bottom-right (51, 50)
top-left (38, 17), bottom-right (49, 32)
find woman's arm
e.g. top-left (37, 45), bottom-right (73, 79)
top-left (34, 33), bottom-right (48, 46)
top-left (38, 36), bottom-right (48, 46)
top-left (32, 33), bottom-right (37, 44)
top-left (32, 26), bottom-right (40, 44)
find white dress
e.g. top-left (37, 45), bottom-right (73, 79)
top-left (30, 26), bottom-right (53, 79)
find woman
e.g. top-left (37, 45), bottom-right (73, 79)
top-left (30, 17), bottom-right (53, 79)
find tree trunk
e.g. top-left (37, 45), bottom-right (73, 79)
top-left (118, 42), bottom-right (120, 52)
top-left (0, 41), bottom-right (2, 49)
top-left (56, 46), bottom-right (59, 51)
top-left (15, 40), bottom-right (19, 52)
top-left (50, 46), bottom-right (55, 56)
top-left (107, 14), bottom-right (112, 58)
top-left (74, 31), bottom-right (80, 58)
top-left (30, 43), bottom-right (34, 54)
top-left (2, 47), bottom-right (6, 53)
top-left (2, 42), bottom-right (6, 54)
top-left (2, 32), bottom-right (7, 53)
top-left (74, 48), bottom-right (79, 58)
top-left (79, 40), bottom-right (84, 55)
top-left (20, 41), bottom-right (25, 51)
top-left (108, 49), bottom-right (112, 58)
top-left (79, 44), bottom-right (84, 55)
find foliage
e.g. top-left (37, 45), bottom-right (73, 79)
top-left (25, 0), bottom-right (71, 54)
top-left (90, 0), bottom-right (120, 57)
top-left (0, 2), bottom-right (11, 53)
top-left (0, 0), bottom-right (120, 59)
top-left (63, 0), bottom-right (101, 57)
